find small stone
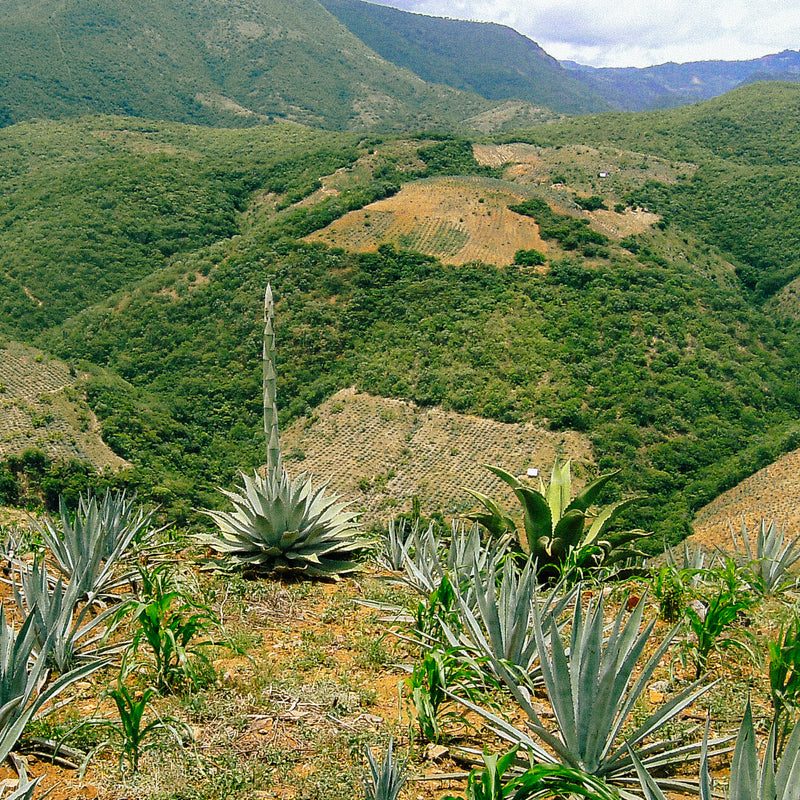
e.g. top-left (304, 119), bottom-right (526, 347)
top-left (425, 743), bottom-right (449, 761)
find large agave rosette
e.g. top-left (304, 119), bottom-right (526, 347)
top-left (200, 468), bottom-right (362, 577)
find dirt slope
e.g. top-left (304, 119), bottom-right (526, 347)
top-left (688, 448), bottom-right (800, 552)
top-left (0, 342), bottom-right (129, 470)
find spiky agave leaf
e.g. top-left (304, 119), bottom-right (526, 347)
top-left (450, 590), bottom-right (730, 798)
top-left (200, 468), bottom-right (362, 577)
top-left (363, 738), bottom-right (407, 800)
top-left (0, 604), bottom-right (107, 763)
top-left (13, 558), bottom-right (129, 673)
top-left (33, 490), bottom-right (156, 601)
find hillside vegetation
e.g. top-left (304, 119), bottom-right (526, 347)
top-left (0, 85), bottom-right (797, 545)
top-left (0, 0), bottom-right (496, 131)
top-left (505, 82), bottom-right (800, 302)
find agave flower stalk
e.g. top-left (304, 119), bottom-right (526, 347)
top-left (201, 285), bottom-right (365, 577)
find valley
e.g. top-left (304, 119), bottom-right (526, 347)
top-left (2, 4), bottom-right (800, 798)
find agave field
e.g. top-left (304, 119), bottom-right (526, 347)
top-left (279, 388), bottom-right (593, 523)
top-left (0, 344), bottom-right (128, 470)
top-left (3, 472), bottom-right (800, 799)
top-left (304, 177), bottom-right (552, 266)
top-left (690, 448), bottom-right (800, 552)
top-left (2, 287), bottom-right (800, 800)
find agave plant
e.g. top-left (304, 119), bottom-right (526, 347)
top-left (465, 459), bottom-right (649, 581)
top-left (0, 757), bottom-right (40, 800)
top-left (0, 604), bottom-right (106, 764)
top-left (440, 556), bottom-right (575, 681)
top-left (200, 285), bottom-right (363, 577)
top-left (632, 701), bottom-right (800, 800)
top-left (452, 590), bottom-right (728, 798)
top-left (730, 517), bottom-right (800, 596)
top-left (32, 489), bottom-right (156, 601)
top-left (199, 469), bottom-right (362, 576)
top-left (12, 557), bottom-right (129, 673)
top-left (363, 738), bottom-right (407, 800)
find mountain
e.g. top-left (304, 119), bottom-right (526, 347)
top-left (566, 50), bottom-right (800, 111)
top-left (317, 0), bottom-right (611, 115)
top-left (0, 0), bottom-right (496, 131)
top-left (313, 0), bottom-right (800, 113)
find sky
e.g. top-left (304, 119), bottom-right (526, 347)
top-left (364, 0), bottom-right (800, 68)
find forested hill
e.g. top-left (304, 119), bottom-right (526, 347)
top-left (2, 83), bottom-right (800, 543)
top-left (0, 0), bottom-right (495, 131)
top-left (317, 0), bottom-right (610, 115)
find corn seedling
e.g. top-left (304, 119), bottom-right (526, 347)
top-left (768, 613), bottom-right (800, 750)
top-left (101, 676), bottom-right (193, 773)
top-left (441, 746), bottom-right (621, 800)
top-left (129, 563), bottom-right (218, 694)
top-left (682, 584), bottom-right (758, 679)
top-left (407, 647), bottom-right (482, 743)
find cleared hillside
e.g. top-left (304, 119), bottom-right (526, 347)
top-left (0, 342), bottom-right (129, 470)
top-left (280, 388), bottom-right (593, 522)
top-left (304, 177), bottom-right (552, 265)
top-left (688, 448), bottom-right (800, 552)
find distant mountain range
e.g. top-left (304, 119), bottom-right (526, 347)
top-left (564, 50), bottom-right (800, 110)
top-left (1, 0), bottom-right (799, 131)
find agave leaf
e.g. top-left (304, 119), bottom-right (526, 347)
top-left (583, 497), bottom-right (641, 546)
top-left (545, 458), bottom-right (572, 521)
top-left (566, 470), bottom-right (621, 515)
top-left (463, 489), bottom-right (517, 539)
top-left (550, 509), bottom-right (586, 559)
top-left (729, 701), bottom-right (760, 800)
top-left (513, 486), bottom-right (554, 556)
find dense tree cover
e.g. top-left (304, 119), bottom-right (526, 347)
top-left (509, 198), bottom-right (610, 257)
top-left (0, 448), bottom-right (128, 510)
top-left (37, 229), bottom-right (800, 541)
top-left (1, 99), bottom-right (800, 543)
top-left (0, 118), bottom-right (360, 335)
top-left (0, 0), bottom-right (495, 132)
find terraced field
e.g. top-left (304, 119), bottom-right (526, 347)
top-left (0, 342), bottom-right (129, 469)
top-left (304, 177), bottom-right (552, 266)
top-left (280, 387), bottom-right (594, 523)
top-left (690, 448), bottom-right (800, 552)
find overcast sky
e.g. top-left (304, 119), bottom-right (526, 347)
top-left (365, 0), bottom-right (800, 68)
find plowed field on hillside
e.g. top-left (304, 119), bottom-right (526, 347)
top-left (280, 388), bottom-right (593, 523)
top-left (0, 342), bottom-right (129, 470)
top-left (689, 448), bottom-right (800, 552)
top-left (304, 177), bottom-right (552, 266)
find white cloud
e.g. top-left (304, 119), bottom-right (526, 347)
top-left (365, 0), bottom-right (800, 67)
